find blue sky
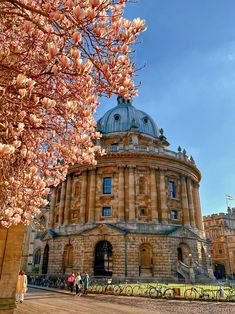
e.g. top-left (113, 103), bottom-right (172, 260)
top-left (96, 0), bottom-right (235, 215)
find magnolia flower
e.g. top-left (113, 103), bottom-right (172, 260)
top-left (73, 6), bottom-right (87, 20)
top-left (72, 32), bottom-right (82, 44)
top-left (0, 143), bottom-right (15, 156)
top-left (47, 43), bottom-right (58, 59)
top-left (16, 74), bottom-right (27, 88)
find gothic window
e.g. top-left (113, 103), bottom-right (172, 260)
top-left (33, 249), bottom-right (41, 265)
top-left (103, 177), bottom-right (112, 194)
top-left (170, 210), bottom-right (178, 220)
top-left (139, 177), bottom-right (146, 194)
top-left (63, 244), bottom-right (73, 272)
top-left (42, 244), bottom-right (49, 274)
top-left (102, 207), bottom-right (112, 217)
top-left (169, 181), bottom-right (176, 198)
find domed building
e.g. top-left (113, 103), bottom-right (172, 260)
top-left (40, 96), bottom-right (213, 282)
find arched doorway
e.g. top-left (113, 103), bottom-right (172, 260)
top-left (177, 243), bottom-right (191, 266)
top-left (94, 241), bottom-right (112, 276)
top-left (177, 247), bottom-right (183, 262)
top-left (214, 264), bottom-right (226, 279)
top-left (139, 243), bottom-right (153, 276)
top-left (201, 246), bottom-right (207, 270)
top-left (42, 244), bottom-right (49, 274)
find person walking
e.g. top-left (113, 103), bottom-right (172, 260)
top-left (16, 271), bottom-right (28, 303)
top-left (67, 272), bottom-right (75, 293)
top-left (83, 272), bottom-right (89, 295)
top-left (74, 272), bottom-right (82, 296)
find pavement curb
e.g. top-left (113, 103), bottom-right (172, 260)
top-left (28, 284), bottom-right (73, 295)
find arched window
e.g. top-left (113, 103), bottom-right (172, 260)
top-left (94, 241), bottom-right (112, 276)
top-left (63, 244), bottom-right (74, 273)
top-left (42, 244), bottom-right (49, 274)
top-left (139, 177), bottom-right (146, 194)
top-left (33, 249), bottom-right (41, 266)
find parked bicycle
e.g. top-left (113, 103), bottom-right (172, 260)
top-left (132, 282), bottom-right (155, 297)
top-left (149, 284), bottom-right (175, 299)
top-left (113, 280), bottom-right (133, 296)
top-left (184, 286), bottom-right (216, 301)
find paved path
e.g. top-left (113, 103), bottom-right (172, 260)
top-left (15, 288), bottom-right (235, 314)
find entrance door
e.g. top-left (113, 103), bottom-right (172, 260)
top-left (94, 241), bottom-right (112, 276)
top-left (177, 247), bottom-right (183, 262)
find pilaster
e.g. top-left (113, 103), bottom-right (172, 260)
top-left (63, 174), bottom-right (72, 225)
top-left (58, 181), bottom-right (66, 225)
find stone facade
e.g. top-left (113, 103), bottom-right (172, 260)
top-left (37, 97), bottom-right (212, 282)
top-left (204, 208), bottom-right (235, 278)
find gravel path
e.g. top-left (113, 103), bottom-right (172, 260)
top-left (15, 288), bottom-right (235, 314)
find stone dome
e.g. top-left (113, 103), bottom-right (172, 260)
top-left (97, 96), bottom-right (159, 138)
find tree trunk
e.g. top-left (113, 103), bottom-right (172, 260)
top-left (0, 224), bottom-right (25, 313)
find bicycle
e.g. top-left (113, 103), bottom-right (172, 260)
top-left (216, 286), bottom-right (235, 302)
top-left (149, 284), bottom-right (175, 299)
top-left (184, 286), bottom-right (216, 301)
top-left (132, 281), bottom-right (155, 297)
top-left (113, 280), bottom-right (133, 296)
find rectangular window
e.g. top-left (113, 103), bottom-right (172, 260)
top-left (102, 207), bottom-right (112, 217)
top-left (103, 177), bottom-right (112, 194)
top-left (140, 208), bottom-right (147, 216)
top-left (171, 210), bottom-right (178, 220)
top-left (169, 181), bottom-right (176, 198)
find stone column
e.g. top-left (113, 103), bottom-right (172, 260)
top-left (63, 175), bottom-right (72, 225)
top-left (0, 224), bottom-right (25, 314)
top-left (193, 182), bottom-right (204, 231)
top-left (118, 165), bottom-right (125, 221)
top-left (58, 181), bottom-right (66, 225)
top-left (159, 169), bottom-right (168, 222)
top-left (88, 169), bottom-right (96, 222)
top-left (150, 167), bottom-right (158, 221)
top-left (181, 176), bottom-right (190, 226)
top-left (128, 165), bottom-right (135, 221)
top-left (80, 170), bottom-right (87, 223)
top-left (187, 178), bottom-right (196, 228)
top-left (48, 188), bottom-right (56, 228)
top-left (95, 170), bottom-right (102, 222)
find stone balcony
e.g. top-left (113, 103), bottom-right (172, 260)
top-left (104, 144), bottom-right (196, 166)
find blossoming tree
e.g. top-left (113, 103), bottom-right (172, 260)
top-left (0, 0), bottom-right (145, 227)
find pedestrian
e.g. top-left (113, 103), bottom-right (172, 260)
top-left (16, 271), bottom-right (28, 303)
top-left (74, 272), bottom-right (82, 296)
top-left (83, 272), bottom-right (89, 295)
top-left (67, 272), bottom-right (75, 293)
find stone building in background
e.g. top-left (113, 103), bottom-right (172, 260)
top-left (203, 208), bottom-right (235, 279)
top-left (20, 207), bottom-right (49, 273)
top-left (31, 96), bottom-right (213, 283)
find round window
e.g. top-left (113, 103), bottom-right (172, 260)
top-left (143, 117), bottom-right (148, 124)
top-left (114, 114), bottom-right (120, 121)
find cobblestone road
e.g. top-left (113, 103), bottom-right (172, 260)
top-left (15, 288), bottom-right (235, 314)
